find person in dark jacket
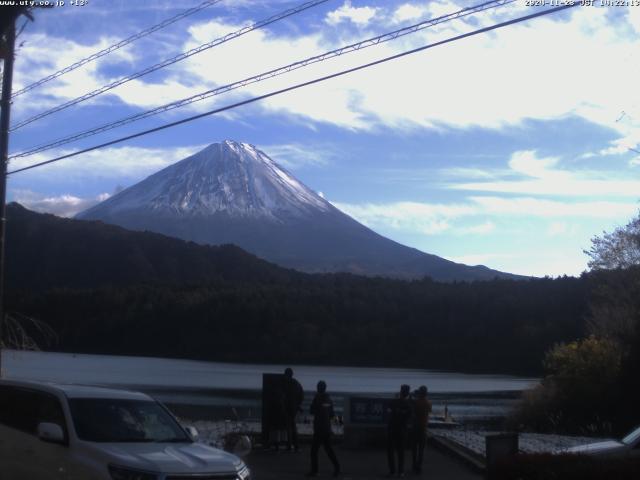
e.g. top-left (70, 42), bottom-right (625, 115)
top-left (387, 384), bottom-right (412, 477)
top-left (410, 385), bottom-right (432, 474)
top-left (283, 367), bottom-right (304, 452)
top-left (307, 380), bottom-right (340, 477)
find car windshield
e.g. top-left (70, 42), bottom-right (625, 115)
top-left (69, 398), bottom-right (190, 443)
top-left (622, 426), bottom-right (640, 446)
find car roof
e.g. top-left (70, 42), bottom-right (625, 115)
top-left (0, 378), bottom-right (152, 400)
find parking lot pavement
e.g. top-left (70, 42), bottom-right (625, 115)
top-left (246, 445), bottom-right (482, 480)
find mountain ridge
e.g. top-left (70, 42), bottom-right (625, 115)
top-left (77, 140), bottom-right (522, 282)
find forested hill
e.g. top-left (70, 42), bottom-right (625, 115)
top-left (5, 202), bottom-right (299, 289)
top-left (5, 204), bottom-right (589, 375)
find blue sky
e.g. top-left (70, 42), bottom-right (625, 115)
top-left (5, 0), bottom-right (640, 277)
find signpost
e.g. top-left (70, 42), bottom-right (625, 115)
top-left (343, 396), bottom-right (392, 448)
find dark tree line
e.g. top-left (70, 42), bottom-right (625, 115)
top-left (4, 203), bottom-right (591, 375)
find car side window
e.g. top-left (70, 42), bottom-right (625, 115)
top-left (0, 386), bottom-right (67, 441)
top-left (0, 385), bottom-right (34, 433)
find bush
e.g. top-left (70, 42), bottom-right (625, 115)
top-left (510, 336), bottom-right (621, 434)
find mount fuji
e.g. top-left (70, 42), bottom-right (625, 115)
top-left (77, 140), bottom-right (517, 281)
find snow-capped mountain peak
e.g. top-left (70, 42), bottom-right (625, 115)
top-left (81, 140), bottom-right (331, 220)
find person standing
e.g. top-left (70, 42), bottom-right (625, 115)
top-left (387, 384), bottom-right (412, 477)
top-left (283, 367), bottom-right (304, 452)
top-left (307, 380), bottom-right (340, 477)
top-left (266, 380), bottom-right (287, 451)
top-left (411, 386), bottom-right (432, 474)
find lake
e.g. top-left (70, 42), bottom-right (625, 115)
top-left (1, 349), bottom-right (539, 425)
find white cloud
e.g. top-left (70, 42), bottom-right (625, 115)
top-left (9, 144), bottom-right (205, 179)
top-left (335, 200), bottom-right (476, 235)
top-left (450, 150), bottom-right (640, 197)
top-left (469, 196), bottom-right (638, 219)
top-left (13, 3), bottom-right (640, 144)
top-left (261, 143), bottom-right (333, 169)
top-left (392, 3), bottom-right (427, 24)
top-left (326, 1), bottom-right (378, 26)
top-left (455, 176), bottom-right (640, 197)
top-left (12, 33), bottom-right (138, 118)
top-left (508, 150), bottom-right (562, 179)
top-left (336, 197), bottom-right (638, 232)
top-left (435, 166), bottom-right (508, 181)
top-left (459, 221), bottom-right (495, 235)
top-left (598, 128), bottom-right (640, 157)
top-left (14, 0), bottom-right (637, 150)
top-left (11, 190), bottom-right (110, 217)
top-left (424, 1), bottom-right (463, 20)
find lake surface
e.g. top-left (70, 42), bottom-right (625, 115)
top-left (1, 350), bottom-right (539, 425)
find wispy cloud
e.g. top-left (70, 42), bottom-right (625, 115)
top-left (468, 196), bottom-right (637, 219)
top-left (12, 33), bottom-right (138, 119)
top-left (261, 143), bottom-right (334, 169)
top-left (334, 200), bottom-right (476, 236)
top-left (326, 1), bottom-right (379, 26)
top-left (336, 196), bottom-right (637, 231)
top-left (392, 3), bottom-right (428, 24)
top-left (9, 144), bottom-right (205, 179)
top-left (449, 150), bottom-right (640, 197)
top-left (459, 221), bottom-right (495, 235)
top-left (11, 190), bottom-right (110, 217)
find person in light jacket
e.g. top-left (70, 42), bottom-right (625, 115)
top-left (410, 385), bottom-right (432, 474)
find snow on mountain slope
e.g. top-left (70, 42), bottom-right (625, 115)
top-left (80, 140), bottom-right (330, 221)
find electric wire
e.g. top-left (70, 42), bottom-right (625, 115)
top-left (12, 0), bottom-right (226, 99)
top-left (10, 0), bottom-right (330, 131)
top-left (8, 3), bottom-right (579, 176)
top-left (11, 0), bottom-right (515, 159)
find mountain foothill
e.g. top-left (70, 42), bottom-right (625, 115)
top-left (5, 141), bottom-right (591, 374)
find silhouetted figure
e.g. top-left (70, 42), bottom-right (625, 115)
top-left (307, 381), bottom-right (340, 477)
top-left (387, 384), bottom-right (412, 477)
top-left (267, 381), bottom-right (287, 451)
top-left (410, 385), bottom-right (432, 474)
top-left (283, 367), bottom-right (304, 452)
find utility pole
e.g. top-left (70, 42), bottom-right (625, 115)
top-left (0, 18), bottom-right (16, 378)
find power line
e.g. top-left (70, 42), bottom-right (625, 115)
top-left (11, 0), bottom-right (225, 99)
top-left (10, 0), bottom-right (330, 131)
top-left (8, 3), bottom-right (579, 176)
top-left (11, 0), bottom-right (516, 159)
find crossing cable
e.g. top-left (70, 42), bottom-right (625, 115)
top-left (11, 0), bottom-right (515, 159)
top-left (10, 0), bottom-right (330, 131)
top-left (8, 3), bottom-right (579, 176)
top-left (12, 0), bottom-right (226, 99)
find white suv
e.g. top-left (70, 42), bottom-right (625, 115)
top-left (0, 379), bottom-right (251, 480)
